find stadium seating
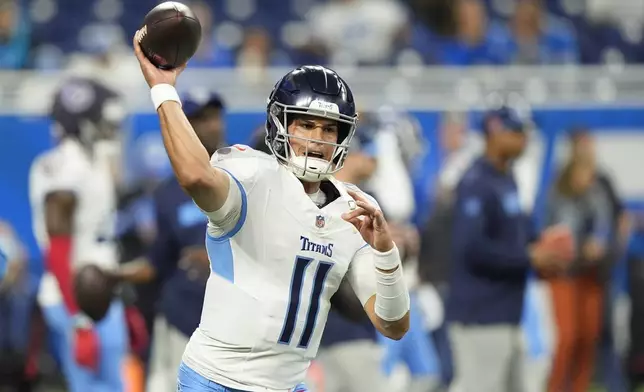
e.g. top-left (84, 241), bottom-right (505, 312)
top-left (22, 0), bottom-right (644, 68)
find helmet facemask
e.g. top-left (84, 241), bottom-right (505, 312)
top-left (266, 100), bottom-right (358, 182)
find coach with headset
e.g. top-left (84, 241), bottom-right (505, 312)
top-left (446, 107), bottom-right (574, 392)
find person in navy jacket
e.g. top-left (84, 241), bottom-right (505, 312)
top-left (115, 92), bottom-right (226, 392)
top-left (446, 106), bottom-right (574, 392)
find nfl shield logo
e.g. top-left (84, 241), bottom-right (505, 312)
top-left (315, 215), bottom-right (325, 228)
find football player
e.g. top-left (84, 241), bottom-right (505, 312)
top-left (133, 31), bottom-right (411, 392)
top-left (29, 77), bottom-right (128, 392)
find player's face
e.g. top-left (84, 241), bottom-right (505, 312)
top-left (287, 115), bottom-right (339, 163)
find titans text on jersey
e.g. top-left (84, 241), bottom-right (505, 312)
top-left (300, 236), bottom-right (334, 258)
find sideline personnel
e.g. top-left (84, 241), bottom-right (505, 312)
top-left (447, 106), bottom-right (574, 392)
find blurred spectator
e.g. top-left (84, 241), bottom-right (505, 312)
top-left (352, 112), bottom-right (440, 392)
top-left (377, 221), bottom-right (440, 392)
top-left (116, 132), bottom-right (172, 369)
top-left (337, 128), bottom-right (378, 186)
top-left (568, 130), bottom-right (625, 237)
top-left (411, 0), bottom-right (509, 65)
top-left (115, 92), bottom-right (226, 392)
top-left (237, 27), bottom-right (292, 84)
top-left (417, 112), bottom-right (470, 286)
top-left (65, 23), bottom-right (139, 91)
top-left (566, 128), bottom-right (629, 392)
top-left (303, 0), bottom-right (408, 66)
top-left (545, 155), bottom-right (612, 392)
top-left (187, 1), bottom-right (235, 68)
top-left (434, 111), bottom-right (481, 206)
top-left (504, 0), bottom-right (578, 65)
top-left (409, 0), bottom-right (456, 37)
top-left (251, 124), bottom-right (272, 155)
top-left (415, 111), bottom-right (478, 389)
top-left (0, 221), bottom-right (26, 295)
top-left (627, 214), bottom-right (644, 389)
top-left (0, 0), bottom-right (29, 69)
top-left (5, 0), bottom-right (644, 67)
top-left (363, 110), bottom-right (417, 223)
top-left (314, 278), bottom-right (385, 392)
top-left (447, 106), bottom-right (573, 392)
top-left (314, 137), bottom-right (388, 392)
top-left (0, 220), bottom-right (36, 390)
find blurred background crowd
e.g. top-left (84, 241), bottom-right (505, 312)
top-left (1, 0), bottom-right (644, 392)
top-left (0, 0), bottom-right (643, 69)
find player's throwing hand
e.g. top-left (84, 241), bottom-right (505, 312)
top-left (133, 30), bottom-right (186, 88)
top-left (342, 190), bottom-right (394, 254)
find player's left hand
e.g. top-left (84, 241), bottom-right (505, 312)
top-left (342, 190), bottom-right (394, 253)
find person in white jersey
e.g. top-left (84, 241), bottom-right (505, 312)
top-left (29, 77), bottom-right (128, 391)
top-left (132, 32), bottom-right (411, 392)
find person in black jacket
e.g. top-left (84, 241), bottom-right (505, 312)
top-left (447, 106), bottom-right (574, 392)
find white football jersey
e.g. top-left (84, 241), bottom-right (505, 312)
top-left (29, 139), bottom-right (118, 269)
top-left (183, 146), bottom-right (378, 391)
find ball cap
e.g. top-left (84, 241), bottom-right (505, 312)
top-left (482, 106), bottom-right (526, 133)
top-left (182, 89), bottom-right (225, 119)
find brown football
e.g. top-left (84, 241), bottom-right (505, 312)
top-left (138, 1), bottom-right (202, 70)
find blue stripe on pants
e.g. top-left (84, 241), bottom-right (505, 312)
top-left (178, 363), bottom-right (308, 391)
top-left (41, 301), bottom-right (128, 392)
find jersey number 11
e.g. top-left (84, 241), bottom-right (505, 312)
top-left (278, 256), bottom-right (333, 349)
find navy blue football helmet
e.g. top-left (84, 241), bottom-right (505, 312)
top-left (265, 65), bottom-right (358, 182)
top-left (50, 77), bottom-right (124, 145)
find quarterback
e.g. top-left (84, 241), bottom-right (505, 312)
top-left (133, 31), bottom-right (410, 392)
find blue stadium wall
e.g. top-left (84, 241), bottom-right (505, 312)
top-left (2, 107), bottom-right (644, 272)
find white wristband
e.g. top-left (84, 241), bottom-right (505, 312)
top-left (373, 244), bottom-right (401, 271)
top-left (150, 84), bottom-right (181, 111)
top-left (374, 263), bottom-right (410, 322)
